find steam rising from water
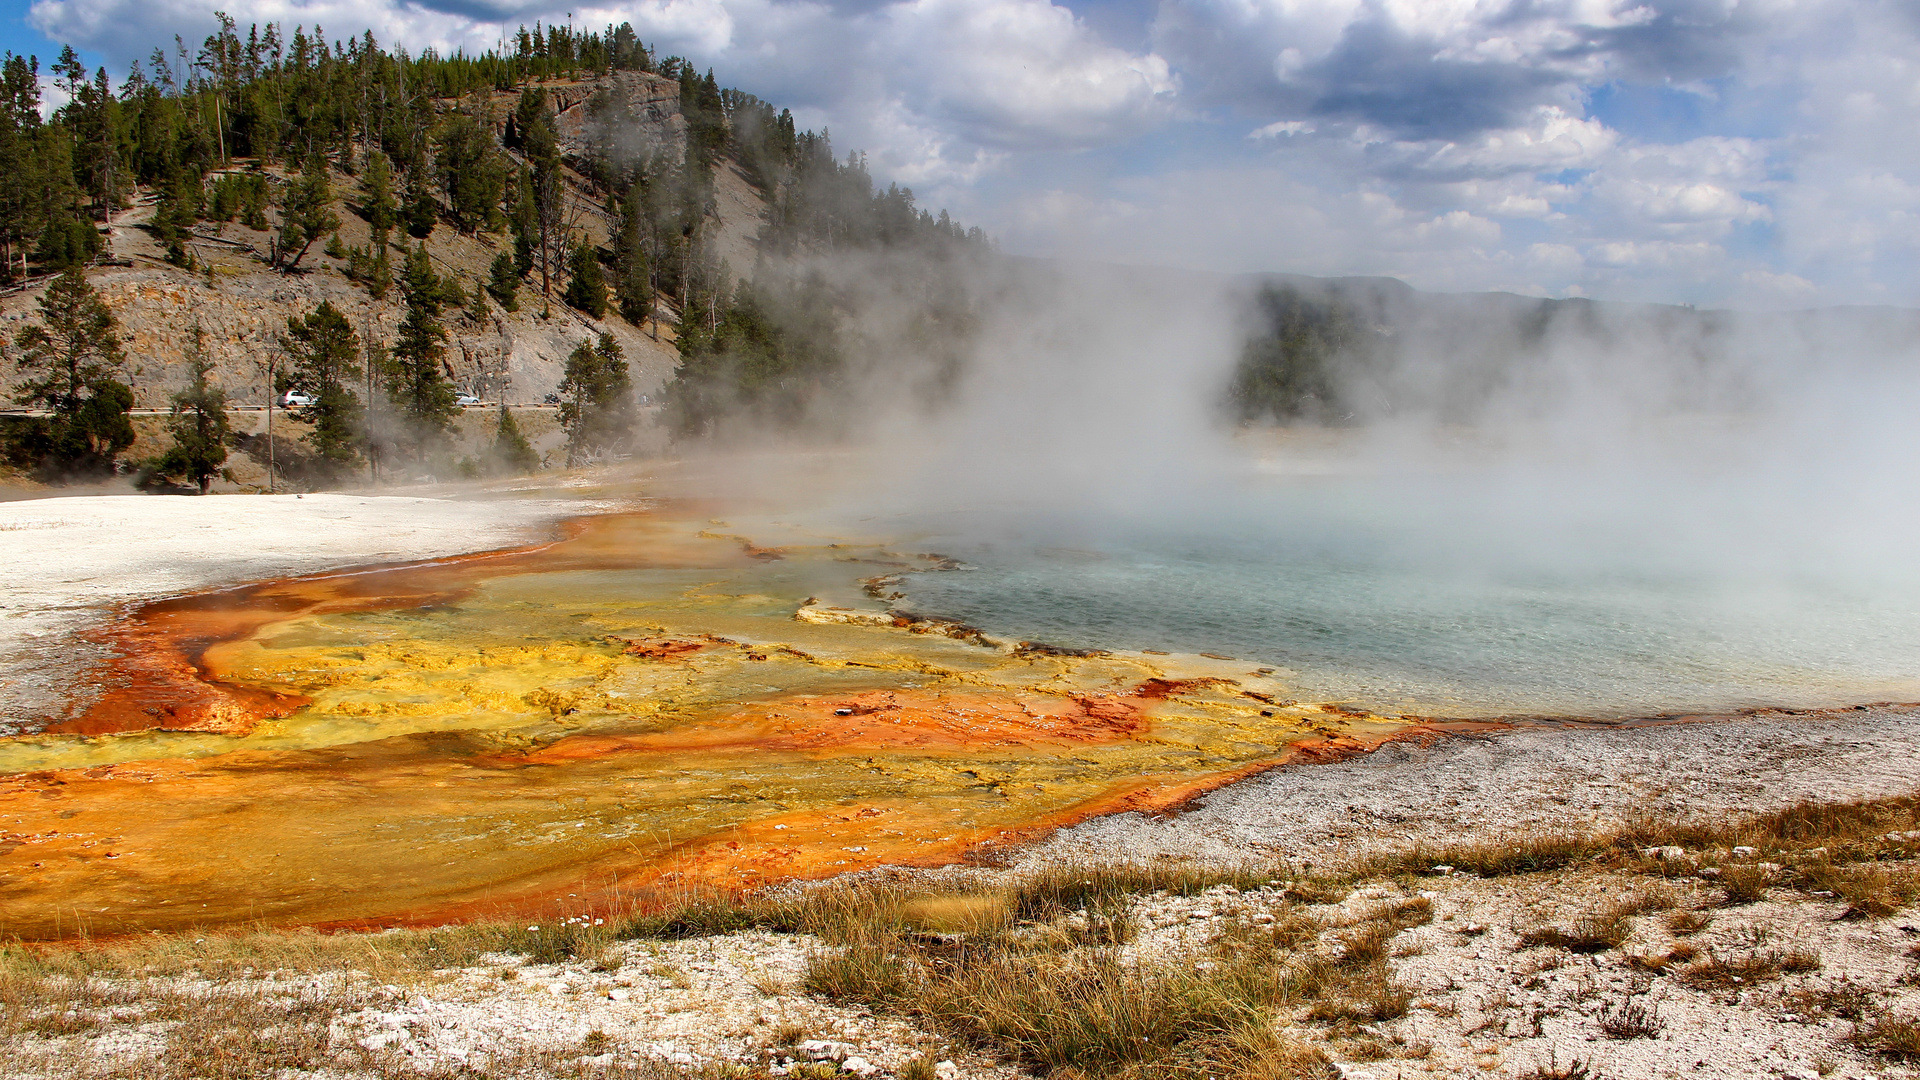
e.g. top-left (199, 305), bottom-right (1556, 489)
top-left (776, 261), bottom-right (1920, 716)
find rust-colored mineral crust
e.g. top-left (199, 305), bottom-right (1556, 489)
top-left (0, 506), bottom-right (1428, 940)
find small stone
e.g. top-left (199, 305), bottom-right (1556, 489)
top-left (1430, 865), bottom-right (1453, 874)
top-left (669, 1052), bottom-right (696, 1066)
top-left (842, 1057), bottom-right (880, 1076)
top-left (800, 1040), bottom-right (858, 1063)
top-left (1699, 867), bottom-right (1722, 878)
top-left (934, 1062), bottom-right (959, 1080)
top-left (1732, 846), bottom-right (1758, 858)
top-left (608, 988), bottom-right (630, 1001)
top-left (1252, 912), bottom-right (1276, 924)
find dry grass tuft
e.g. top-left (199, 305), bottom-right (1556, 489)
top-left (1676, 947), bottom-right (1813, 989)
top-left (1010, 862), bottom-right (1278, 920)
top-left (1855, 1014), bottom-right (1920, 1061)
top-left (1596, 998), bottom-right (1663, 1039)
top-left (1717, 864), bottom-right (1772, 905)
top-left (897, 1057), bottom-right (938, 1080)
top-left (1792, 860), bottom-right (1920, 919)
top-left (1612, 883), bottom-right (1681, 915)
top-left (1305, 967), bottom-right (1413, 1025)
top-left (1519, 903), bottom-right (1635, 955)
top-left (773, 1021), bottom-right (812, 1047)
top-left (1395, 834), bottom-right (1604, 878)
top-left (800, 937), bottom-right (914, 1005)
top-left (1666, 910), bottom-right (1712, 936)
top-left (1784, 982), bottom-right (1878, 1021)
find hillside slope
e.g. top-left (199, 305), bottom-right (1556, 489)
top-left (0, 71), bottom-right (765, 413)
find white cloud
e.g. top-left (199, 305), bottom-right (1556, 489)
top-left (23, 0), bottom-right (1920, 304)
top-left (1249, 119), bottom-right (1313, 138)
top-left (868, 0), bottom-right (1176, 149)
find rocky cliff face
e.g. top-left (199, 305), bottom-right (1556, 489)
top-left (0, 73), bottom-right (765, 414)
top-left (549, 70), bottom-right (686, 164)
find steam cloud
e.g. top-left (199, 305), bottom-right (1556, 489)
top-left (714, 253), bottom-right (1920, 716)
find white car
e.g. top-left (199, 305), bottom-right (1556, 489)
top-left (455, 394), bottom-right (483, 407)
top-left (282, 390), bottom-right (314, 408)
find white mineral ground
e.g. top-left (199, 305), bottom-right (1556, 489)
top-left (0, 489), bottom-right (605, 732)
top-left (1031, 710), bottom-right (1920, 869)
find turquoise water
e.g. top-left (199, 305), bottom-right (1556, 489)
top-left (887, 457), bottom-right (1920, 718)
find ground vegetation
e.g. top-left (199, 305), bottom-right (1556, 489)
top-left (7, 791), bottom-right (1920, 1077)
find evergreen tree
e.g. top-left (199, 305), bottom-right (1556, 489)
top-left (403, 166), bottom-right (437, 238)
top-left (280, 300), bottom-right (363, 471)
top-left (557, 331), bottom-right (632, 464)
top-left (401, 242), bottom-right (463, 313)
top-left (8, 266), bottom-right (134, 476)
top-left (0, 54), bottom-right (43, 281)
top-left (614, 204), bottom-right (652, 327)
top-left (486, 251), bottom-right (519, 311)
top-left (518, 92), bottom-right (568, 307)
top-left (366, 244), bottom-right (392, 299)
top-left (564, 239), bottom-right (606, 318)
top-left (508, 165), bottom-right (536, 279)
top-left (153, 325), bottom-right (231, 493)
top-left (362, 149), bottom-right (396, 250)
top-left (386, 277), bottom-right (460, 459)
top-left (434, 112), bottom-right (504, 233)
top-left (490, 404), bottom-right (539, 474)
top-left (274, 155), bottom-right (338, 271)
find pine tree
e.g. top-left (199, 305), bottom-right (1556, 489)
top-left (403, 166), bottom-right (437, 238)
top-left (8, 266), bottom-right (134, 476)
top-left (274, 155), bottom-right (338, 271)
top-left (280, 300), bottom-right (363, 472)
top-left (362, 149), bottom-right (396, 251)
top-left (564, 239), bottom-right (606, 318)
top-left (508, 166), bottom-right (536, 278)
top-left (486, 252), bottom-right (520, 311)
top-left (435, 112), bottom-right (504, 233)
top-left (154, 325), bottom-right (231, 494)
top-left (490, 404), bottom-right (539, 474)
top-left (386, 282), bottom-right (460, 460)
top-left (557, 331), bottom-right (633, 464)
top-left (614, 204), bottom-right (652, 327)
top-left (0, 53), bottom-right (43, 281)
top-left (366, 245), bottom-right (391, 300)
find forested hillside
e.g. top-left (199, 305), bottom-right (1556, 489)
top-left (1224, 276), bottom-right (1920, 427)
top-left (0, 16), bottom-right (985, 483)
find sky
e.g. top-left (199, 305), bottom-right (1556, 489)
top-left (5, 0), bottom-right (1920, 308)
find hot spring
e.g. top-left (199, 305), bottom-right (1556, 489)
top-left (9, 272), bottom-right (1920, 939)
